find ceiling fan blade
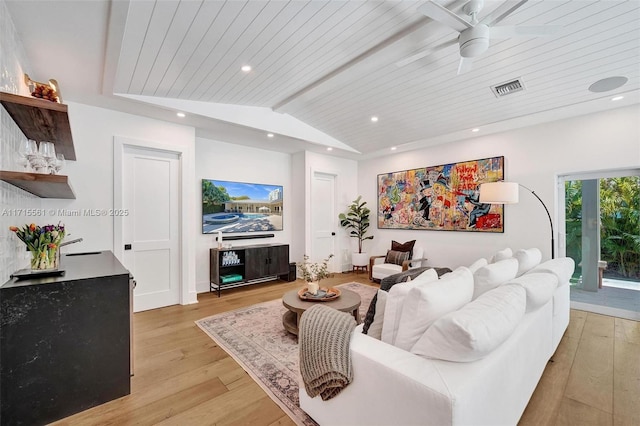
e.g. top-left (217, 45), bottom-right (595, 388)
top-left (396, 39), bottom-right (458, 67)
top-left (490, 25), bottom-right (562, 39)
top-left (480, 0), bottom-right (528, 27)
top-left (457, 57), bottom-right (474, 75)
top-left (417, 1), bottom-right (472, 33)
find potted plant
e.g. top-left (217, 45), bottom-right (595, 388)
top-left (339, 195), bottom-right (374, 267)
top-left (298, 254), bottom-right (334, 294)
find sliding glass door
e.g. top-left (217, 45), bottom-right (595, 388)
top-left (558, 169), bottom-right (639, 320)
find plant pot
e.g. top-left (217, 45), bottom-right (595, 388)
top-left (352, 252), bottom-right (369, 267)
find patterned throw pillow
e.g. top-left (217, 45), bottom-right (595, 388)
top-left (391, 240), bottom-right (416, 259)
top-left (385, 249), bottom-right (411, 266)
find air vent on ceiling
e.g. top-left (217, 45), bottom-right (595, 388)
top-left (491, 78), bottom-right (525, 98)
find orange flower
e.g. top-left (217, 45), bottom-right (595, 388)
top-left (9, 226), bottom-right (18, 232)
top-left (48, 243), bottom-right (57, 249)
top-left (29, 223), bottom-right (36, 231)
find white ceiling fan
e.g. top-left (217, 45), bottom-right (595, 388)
top-left (397, 0), bottom-right (560, 74)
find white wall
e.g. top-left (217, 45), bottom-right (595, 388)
top-left (358, 105), bottom-right (640, 269)
top-left (195, 137), bottom-right (292, 293)
top-left (39, 102), bottom-right (197, 298)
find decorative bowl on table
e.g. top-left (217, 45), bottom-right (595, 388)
top-left (298, 287), bottom-right (341, 301)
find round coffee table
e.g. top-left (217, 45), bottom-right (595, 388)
top-left (281, 287), bottom-right (361, 336)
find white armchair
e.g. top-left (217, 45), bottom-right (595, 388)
top-left (369, 246), bottom-right (427, 282)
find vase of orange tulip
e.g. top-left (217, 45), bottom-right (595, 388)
top-left (9, 223), bottom-right (65, 270)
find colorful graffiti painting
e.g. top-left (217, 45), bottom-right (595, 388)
top-left (377, 156), bottom-right (505, 232)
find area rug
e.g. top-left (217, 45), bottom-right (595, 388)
top-left (195, 282), bottom-right (377, 426)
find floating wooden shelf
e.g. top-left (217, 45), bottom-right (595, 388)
top-left (0, 171), bottom-right (75, 199)
top-left (0, 91), bottom-right (76, 160)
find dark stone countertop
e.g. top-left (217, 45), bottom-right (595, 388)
top-left (1, 250), bottom-right (130, 289)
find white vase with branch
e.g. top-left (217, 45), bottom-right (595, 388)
top-left (298, 254), bottom-right (334, 295)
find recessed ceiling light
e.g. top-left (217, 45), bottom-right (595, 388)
top-left (241, 65), bottom-right (252, 72)
top-left (611, 95), bottom-right (624, 101)
top-left (176, 112), bottom-right (186, 118)
top-left (267, 133), bottom-right (274, 138)
top-left (390, 147), bottom-right (397, 151)
top-left (370, 116), bottom-right (378, 122)
top-left (471, 128), bottom-right (480, 132)
top-left (327, 147), bottom-right (333, 151)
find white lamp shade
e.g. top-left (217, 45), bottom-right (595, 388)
top-left (479, 182), bottom-right (519, 204)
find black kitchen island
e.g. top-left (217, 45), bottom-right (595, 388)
top-left (0, 251), bottom-right (131, 425)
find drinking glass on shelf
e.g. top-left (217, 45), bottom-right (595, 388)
top-left (39, 141), bottom-right (57, 174)
top-left (18, 139), bottom-right (37, 169)
top-left (54, 153), bottom-right (65, 174)
top-left (14, 151), bottom-right (29, 171)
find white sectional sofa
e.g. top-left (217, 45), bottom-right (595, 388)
top-left (299, 251), bottom-right (575, 426)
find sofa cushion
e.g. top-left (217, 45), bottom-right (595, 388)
top-left (527, 257), bottom-right (575, 287)
top-left (363, 267), bottom-right (452, 334)
top-left (385, 249), bottom-right (410, 266)
top-left (508, 273), bottom-right (558, 312)
top-left (514, 248), bottom-right (542, 277)
top-left (472, 258), bottom-right (519, 299)
top-left (468, 257), bottom-right (488, 274)
top-left (394, 267), bottom-right (473, 351)
top-left (367, 290), bottom-right (388, 340)
top-left (412, 284), bottom-right (526, 362)
top-left (380, 268), bottom-right (439, 345)
top-left (490, 248), bottom-right (513, 263)
top-left (410, 267), bottom-right (440, 286)
top-left (392, 240), bottom-right (416, 258)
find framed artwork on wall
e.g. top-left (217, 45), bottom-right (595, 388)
top-left (377, 156), bottom-right (505, 232)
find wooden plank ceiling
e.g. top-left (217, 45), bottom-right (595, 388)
top-left (113, 0), bottom-right (640, 154)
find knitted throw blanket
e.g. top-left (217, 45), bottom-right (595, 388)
top-left (299, 304), bottom-right (356, 401)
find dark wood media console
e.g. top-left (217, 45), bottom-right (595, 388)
top-left (210, 243), bottom-right (290, 296)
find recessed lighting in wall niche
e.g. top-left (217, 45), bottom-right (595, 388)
top-left (241, 65), bottom-right (252, 72)
top-left (326, 147), bottom-right (333, 151)
top-left (588, 76), bottom-right (628, 93)
top-left (370, 116), bottom-right (378, 122)
top-left (390, 147), bottom-right (397, 151)
top-left (267, 133), bottom-right (274, 138)
top-left (611, 95), bottom-right (624, 101)
top-left (176, 112), bottom-right (186, 118)
top-left (471, 128), bottom-right (480, 132)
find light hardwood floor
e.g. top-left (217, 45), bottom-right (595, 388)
top-left (55, 273), bottom-right (639, 425)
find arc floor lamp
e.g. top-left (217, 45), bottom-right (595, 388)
top-left (479, 181), bottom-right (555, 259)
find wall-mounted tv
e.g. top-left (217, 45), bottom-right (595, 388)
top-left (202, 179), bottom-right (283, 234)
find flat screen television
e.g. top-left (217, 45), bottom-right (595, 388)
top-left (202, 179), bottom-right (283, 234)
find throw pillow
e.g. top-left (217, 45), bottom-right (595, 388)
top-left (392, 240), bottom-right (416, 259)
top-left (527, 257), bottom-right (575, 287)
top-left (490, 247), bottom-right (513, 263)
top-left (385, 249), bottom-right (410, 266)
top-left (380, 270), bottom-right (439, 345)
top-left (472, 257), bottom-right (519, 299)
top-left (412, 284), bottom-right (526, 362)
top-left (508, 273), bottom-right (558, 312)
top-left (366, 290), bottom-right (388, 340)
top-left (409, 267), bottom-right (438, 286)
top-left (468, 257), bottom-right (488, 274)
top-left (363, 267), bottom-right (452, 334)
top-left (513, 248), bottom-right (542, 277)
top-left (394, 267), bottom-right (473, 351)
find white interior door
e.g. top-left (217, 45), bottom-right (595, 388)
top-left (311, 172), bottom-right (337, 271)
top-left (122, 146), bottom-right (180, 312)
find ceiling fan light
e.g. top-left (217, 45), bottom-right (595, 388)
top-left (459, 24), bottom-right (490, 58)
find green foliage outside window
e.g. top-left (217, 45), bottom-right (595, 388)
top-left (565, 176), bottom-right (640, 281)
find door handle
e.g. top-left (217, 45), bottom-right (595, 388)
top-left (124, 244), bottom-right (132, 250)
top-left (331, 232), bottom-right (336, 236)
